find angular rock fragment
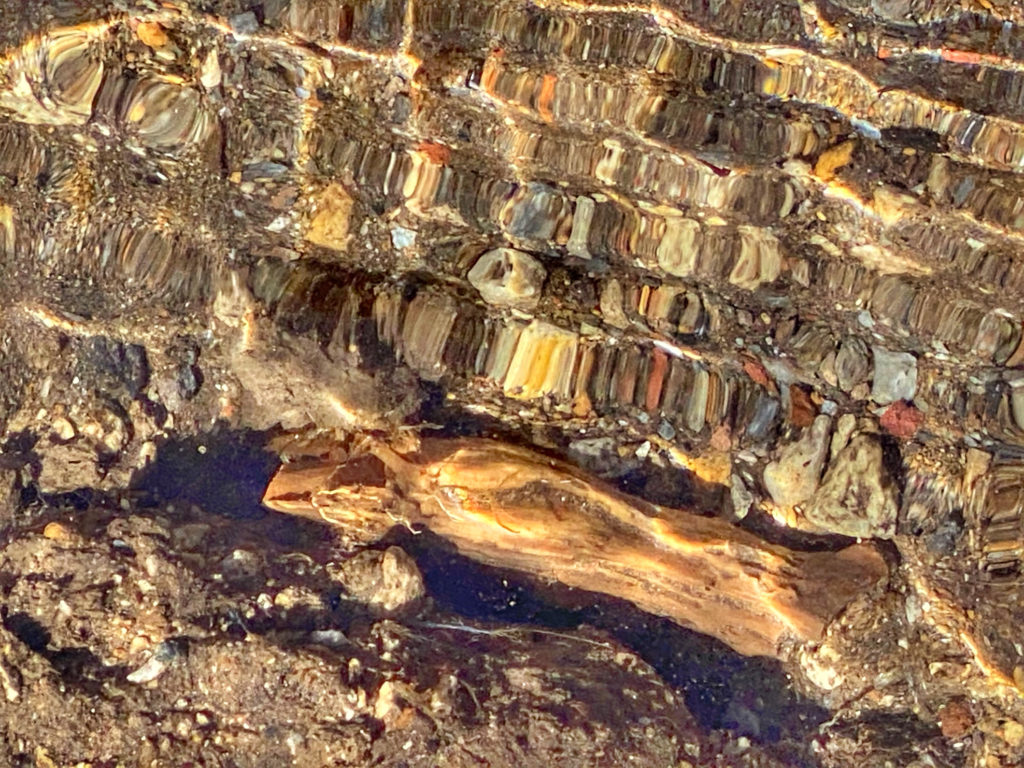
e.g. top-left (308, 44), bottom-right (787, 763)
top-left (871, 347), bottom-right (918, 405)
top-left (804, 434), bottom-right (897, 539)
top-left (763, 415), bottom-right (831, 508)
top-left (127, 640), bottom-right (185, 684)
top-left (880, 400), bottom-right (924, 439)
top-left (305, 183), bottom-right (354, 252)
top-left (729, 472), bottom-right (754, 520)
top-left (502, 182), bottom-right (569, 240)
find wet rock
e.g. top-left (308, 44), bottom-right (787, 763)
top-left (467, 247), bottom-right (546, 310)
top-left (333, 547), bottom-right (425, 615)
top-left (1009, 381), bottom-right (1024, 430)
top-left (568, 436), bottom-right (632, 477)
top-left (871, 347), bottom-right (917, 404)
top-left (830, 413), bottom-right (857, 459)
top-left (229, 11), bottom-right (260, 34)
top-left (804, 434), bottom-right (897, 539)
top-left (176, 363), bottom-right (203, 400)
top-left (305, 183), bottom-right (354, 252)
top-left (880, 400), bottom-right (924, 439)
top-left (504, 182), bottom-right (567, 240)
top-left (599, 279), bottom-right (630, 329)
top-left (763, 415), bottom-right (831, 507)
top-left (127, 639), bottom-right (186, 684)
top-left (229, 326), bottom-right (417, 431)
top-left (729, 472), bottom-right (754, 520)
top-left (925, 512), bottom-right (964, 557)
top-left (788, 384), bottom-right (817, 427)
top-left (241, 161), bottom-right (290, 182)
top-left (77, 336), bottom-right (150, 399)
top-left (728, 225), bottom-right (781, 290)
top-left (150, 339), bottom-right (202, 411)
top-left (835, 338), bottom-right (871, 393)
top-left (746, 394), bottom-right (780, 440)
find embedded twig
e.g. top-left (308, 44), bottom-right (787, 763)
top-left (263, 436), bottom-right (889, 659)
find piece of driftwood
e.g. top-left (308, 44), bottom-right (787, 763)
top-left (264, 436), bottom-right (888, 658)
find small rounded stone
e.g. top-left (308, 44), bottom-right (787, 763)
top-left (467, 248), bottom-right (546, 309)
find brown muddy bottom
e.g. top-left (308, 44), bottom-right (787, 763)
top-left (0, 427), bottom-right (892, 768)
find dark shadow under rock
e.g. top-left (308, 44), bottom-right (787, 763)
top-left (388, 526), bottom-right (830, 768)
top-left (129, 426), bottom-right (279, 519)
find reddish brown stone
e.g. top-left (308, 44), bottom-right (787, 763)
top-left (880, 401), bottom-right (924, 439)
top-left (939, 700), bottom-right (973, 739)
top-left (743, 358), bottom-right (775, 391)
top-left (789, 384), bottom-right (817, 428)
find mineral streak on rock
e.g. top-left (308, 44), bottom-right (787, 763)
top-left (263, 435), bottom-right (889, 659)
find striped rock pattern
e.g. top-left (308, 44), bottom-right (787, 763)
top-left (4, 0), bottom-right (1024, 730)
